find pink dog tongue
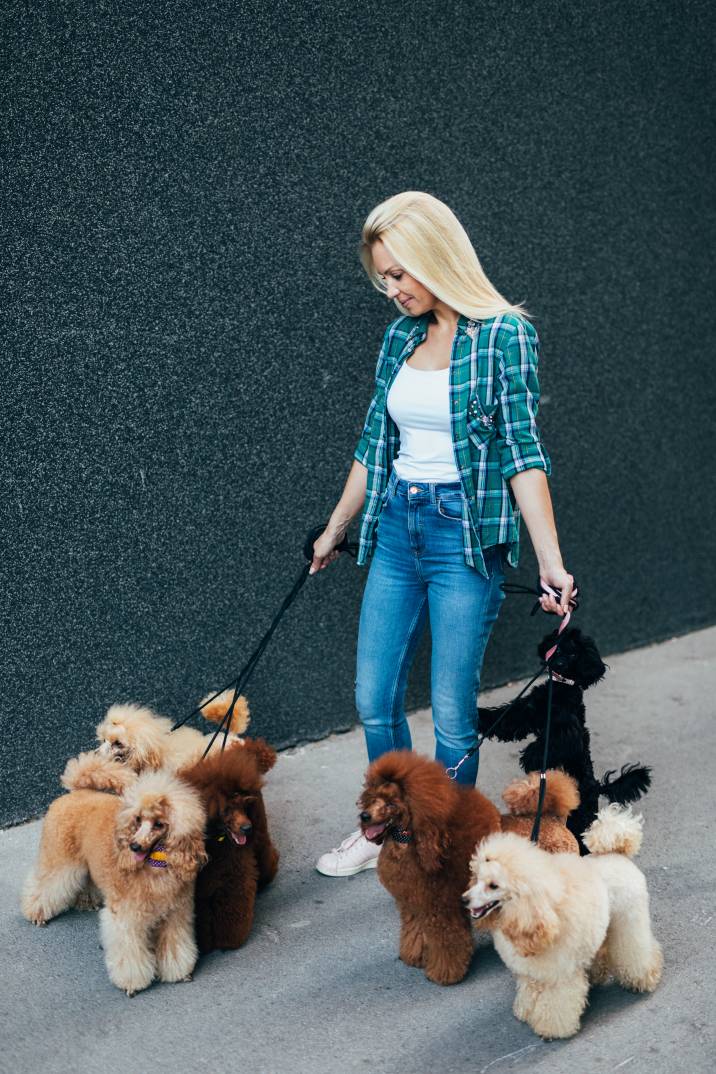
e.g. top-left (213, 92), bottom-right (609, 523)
top-left (231, 831), bottom-right (248, 846)
top-left (133, 850), bottom-right (148, 862)
top-left (365, 823), bottom-right (386, 840)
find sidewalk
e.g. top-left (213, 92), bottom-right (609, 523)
top-left (2, 627), bottom-right (714, 1074)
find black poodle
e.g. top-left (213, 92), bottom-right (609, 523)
top-left (478, 626), bottom-right (651, 853)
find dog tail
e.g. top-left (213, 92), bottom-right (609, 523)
top-left (240, 737), bottom-right (277, 774)
top-left (61, 751), bottom-right (137, 795)
top-left (582, 803), bottom-right (643, 857)
top-left (199, 689), bottom-right (251, 735)
top-left (599, 763), bottom-right (652, 804)
top-left (502, 769), bottom-right (580, 819)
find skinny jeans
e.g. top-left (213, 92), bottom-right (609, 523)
top-left (355, 469), bottom-right (506, 786)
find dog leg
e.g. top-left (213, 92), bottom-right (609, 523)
top-left (398, 911), bottom-right (425, 968)
top-left (527, 971), bottom-right (589, 1039)
top-left (423, 915), bottom-right (473, 985)
top-left (155, 892), bottom-right (198, 983)
top-left (74, 879), bottom-right (103, 912)
top-left (100, 906), bottom-right (156, 996)
top-left (589, 939), bottom-right (612, 985)
top-left (603, 903), bottom-right (663, 993)
top-left (513, 976), bottom-right (539, 1023)
top-left (21, 866), bottom-right (88, 926)
top-left (210, 884), bottom-right (256, 950)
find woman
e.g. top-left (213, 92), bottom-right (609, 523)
top-left (312, 192), bottom-right (574, 877)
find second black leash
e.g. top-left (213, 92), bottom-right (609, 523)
top-left (170, 523), bottom-right (354, 755)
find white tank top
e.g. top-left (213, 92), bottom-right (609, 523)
top-left (386, 362), bottom-right (460, 482)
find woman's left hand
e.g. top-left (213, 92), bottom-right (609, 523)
top-left (538, 565), bottom-right (575, 617)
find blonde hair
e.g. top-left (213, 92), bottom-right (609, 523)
top-left (360, 191), bottom-right (530, 321)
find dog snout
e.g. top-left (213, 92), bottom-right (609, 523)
top-left (359, 811), bottom-right (372, 823)
top-left (129, 842), bottom-right (142, 853)
top-left (240, 823), bottom-right (252, 834)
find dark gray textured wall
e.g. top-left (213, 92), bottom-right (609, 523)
top-left (3, 0), bottom-right (715, 826)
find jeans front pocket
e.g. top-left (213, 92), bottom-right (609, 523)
top-left (437, 495), bottom-right (464, 522)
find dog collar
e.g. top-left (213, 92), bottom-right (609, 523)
top-left (551, 672), bottom-right (576, 686)
top-left (389, 827), bottom-right (413, 844)
top-left (147, 843), bottom-right (168, 868)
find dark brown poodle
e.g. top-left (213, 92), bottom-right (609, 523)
top-left (181, 740), bottom-right (279, 954)
top-left (358, 750), bottom-right (501, 985)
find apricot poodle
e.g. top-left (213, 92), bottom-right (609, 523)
top-left (500, 769), bottom-right (580, 854)
top-left (21, 770), bottom-right (208, 995)
top-left (94, 688), bottom-right (250, 773)
top-left (358, 750), bottom-right (501, 985)
top-left (464, 805), bottom-right (663, 1039)
top-left (181, 739), bottom-right (279, 954)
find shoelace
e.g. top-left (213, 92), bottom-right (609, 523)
top-left (331, 831), bottom-right (363, 855)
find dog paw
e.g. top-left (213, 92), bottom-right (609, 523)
top-left (31, 918), bottom-right (48, 928)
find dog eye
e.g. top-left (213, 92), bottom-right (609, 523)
top-left (152, 820), bottom-right (163, 828)
top-left (135, 815), bottom-right (142, 824)
top-left (488, 882), bottom-right (498, 890)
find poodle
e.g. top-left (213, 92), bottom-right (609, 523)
top-left (180, 739), bottom-right (279, 954)
top-left (478, 626), bottom-right (652, 851)
top-left (464, 805), bottom-right (663, 1039)
top-left (21, 769), bottom-right (208, 995)
top-left (94, 688), bottom-right (250, 773)
top-left (500, 769), bottom-right (580, 854)
top-left (358, 750), bottom-right (501, 985)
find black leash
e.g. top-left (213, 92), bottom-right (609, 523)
top-left (170, 524), bottom-right (357, 757)
top-left (447, 575), bottom-right (579, 846)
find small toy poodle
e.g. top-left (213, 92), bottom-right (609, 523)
top-left (464, 805), bottom-right (663, 1039)
top-left (94, 688), bottom-right (250, 773)
top-left (478, 626), bottom-right (652, 851)
top-left (181, 739), bottom-right (280, 954)
top-left (358, 750), bottom-right (501, 985)
top-left (21, 769), bottom-right (208, 995)
top-left (500, 769), bottom-right (580, 854)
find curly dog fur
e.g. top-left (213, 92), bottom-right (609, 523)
top-left (500, 769), bottom-right (580, 854)
top-left (464, 805), bottom-right (663, 1039)
top-left (180, 739), bottom-right (279, 954)
top-left (358, 750), bottom-right (501, 985)
top-left (94, 689), bottom-right (251, 774)
top-left (21, 771), bottom-right (208, 995)
top-left (478, 627), bottom-right (651, 852)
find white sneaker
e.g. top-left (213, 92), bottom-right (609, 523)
top-left (315, 829), bottom-right (381, 877)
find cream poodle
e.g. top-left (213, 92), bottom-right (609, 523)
top-left (21, 768), bottom-right (208, 996)
top-left (464, 805), bottom-right (663, 1039)
top-left (95, 689), bottom-right (250, 773)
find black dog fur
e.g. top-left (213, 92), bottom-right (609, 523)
top-left (478, 626), bottom-right (651, 853)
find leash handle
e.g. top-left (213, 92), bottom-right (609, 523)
top-left (303, 523), bottom-right (357, 562)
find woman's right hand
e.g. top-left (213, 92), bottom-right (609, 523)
top-left (309, 528), bottom-right (343, 574)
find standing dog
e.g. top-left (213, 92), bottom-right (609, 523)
top-left (464, 805), bottom-right (663, 1038)
top-left (22, 771), bottom-right (207, 995)
top-left (358, 751), bottom-right (500, 985)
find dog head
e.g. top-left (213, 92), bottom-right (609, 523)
top-left (357, 751), bottom-right (458, 873)
top-left (538, 627), bottom-right (606, 689)
top-left (180, 743), bottom-right (266, 848)
top-left (116, 770), bottom-right (207, 878)
top-left (96, 703), bottom-right (171, 771)
top-left (464, 832), bottom-right (564, 956)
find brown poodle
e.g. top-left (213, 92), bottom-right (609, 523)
top-left (358, 750), bottom-right (501, 985)
top-left (180, 739), bottom-right (279, 954)
top-left (21, 771), bottom-right (208, 995)
top-left (500, 770), bottom-right (580, 854)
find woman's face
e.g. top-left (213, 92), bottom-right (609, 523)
top-left (371, 239), bottom-right (435, 315)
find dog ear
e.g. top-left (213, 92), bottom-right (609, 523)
top-left (169, 830), bottom-right (209, 879)
top-left (500, 900), bottom-right (560, 957)
top-left (130, 719), bottom-right (166, 770)
top-left (414, 821), bottom-right (449, 874)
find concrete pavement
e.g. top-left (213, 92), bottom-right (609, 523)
top-left (1, 626), bottom-right (714, 1074)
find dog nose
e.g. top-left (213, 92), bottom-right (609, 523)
top-left (129, 842), bottom-right (141, 852)
top-left (240, 823), bottom-right (252, 834)
top-left (359, 811), bottom-right (372, 823)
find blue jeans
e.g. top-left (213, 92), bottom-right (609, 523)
top-left (355, 470), bottom-right (506, 786)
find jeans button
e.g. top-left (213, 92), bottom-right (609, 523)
top-left (409, 486), bottom-right (420, 494)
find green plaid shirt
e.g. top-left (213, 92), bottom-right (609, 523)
top-left (353, 311), bottom-right (551, 577)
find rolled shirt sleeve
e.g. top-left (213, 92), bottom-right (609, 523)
top-left (496, 319), bottom-right (551, 480)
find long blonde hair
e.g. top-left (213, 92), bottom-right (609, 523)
top-left (359, 191), bottom-right (530, 321)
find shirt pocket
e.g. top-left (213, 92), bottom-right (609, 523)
top-left (466, 396), bottom-right (499, 448)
